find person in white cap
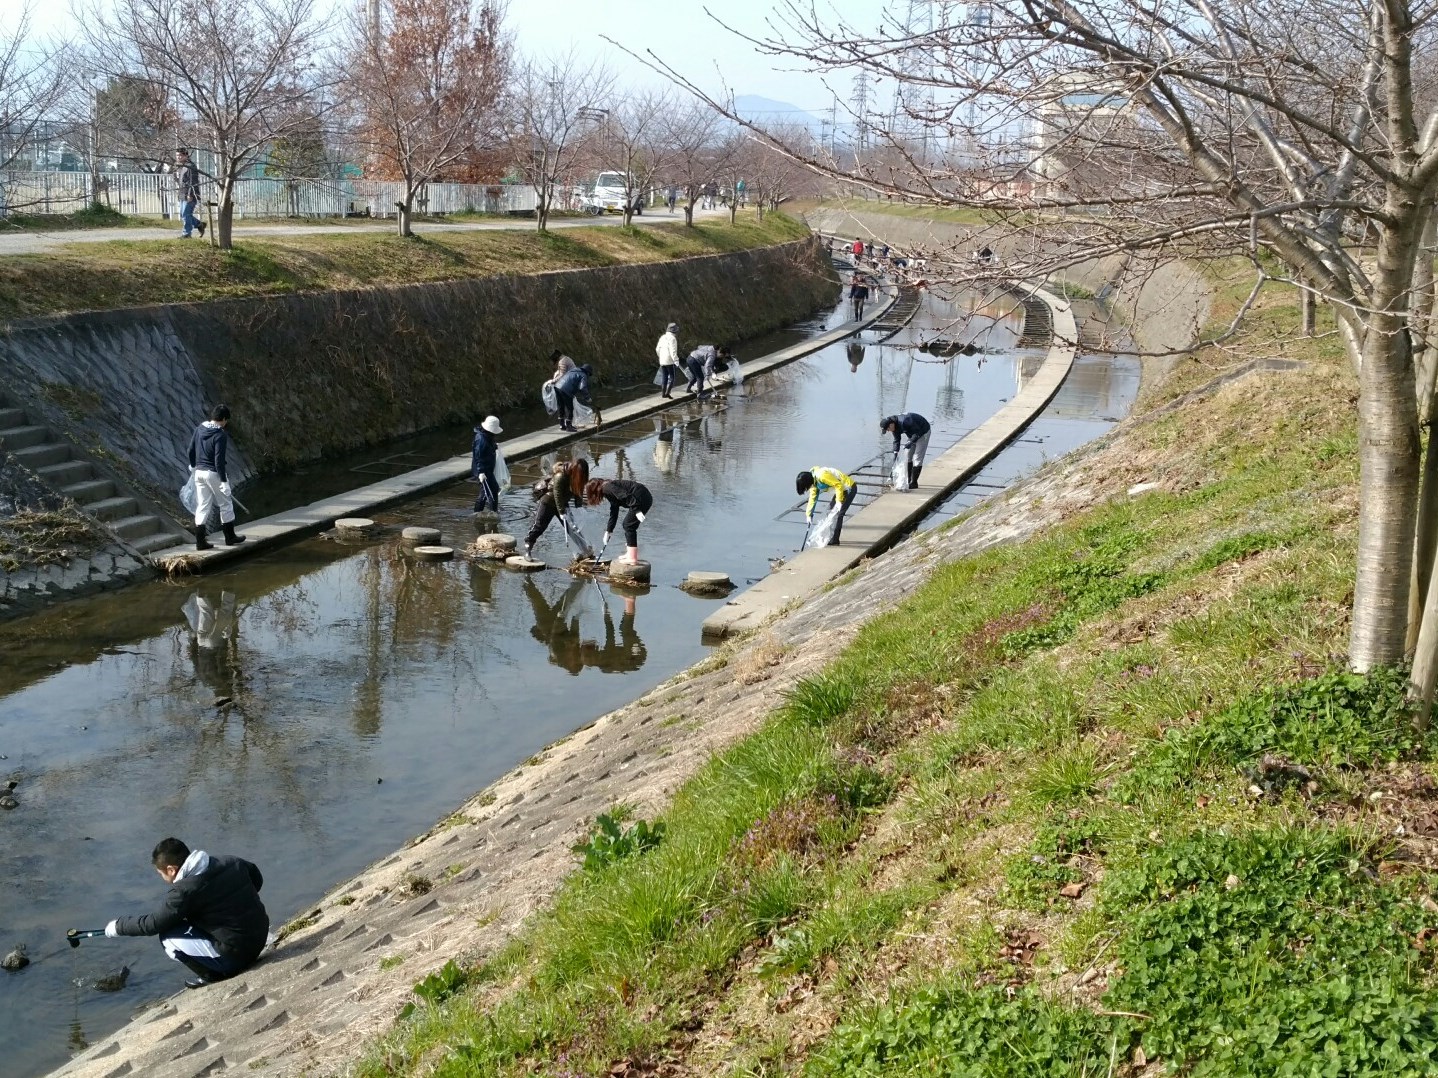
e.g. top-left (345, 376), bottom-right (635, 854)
top-left (656, 321), bottom-right (680, 399)
top-left (471, 415), bottom-right (504, 512)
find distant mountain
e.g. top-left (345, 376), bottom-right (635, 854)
top-left (732, 95), bottom-right (823, 132)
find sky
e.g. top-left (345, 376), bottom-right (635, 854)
top-left (3, 0), bottom-right (884, 120)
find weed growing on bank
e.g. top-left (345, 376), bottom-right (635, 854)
top-left (356, 269), bottom-right (1438, 1075)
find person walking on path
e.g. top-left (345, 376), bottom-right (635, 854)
top-left (551, 363), bottom-right (600, 432)
top-left (685, 343), bottom-right (733, 395)
top-left (850, 236), bottom-right (865, 266)
top-left (525, 458), bottom-right (590, 559)
top-left (656, 322), bottom-right (680, 398)
top-left (101, 837), bottom-right (268, 989)
top-left (666, 185), bottom-right (678, 213)
top-left (188, 404), bottom-right (244, 550)
top-left (882, 412), bottom-right (932, 488)
top-left (470, 415), bottom-right (503, 512)
top-left (796, 466), bottom-right (857, 547)
top-left (173, 148), bottom-right (205, 239)
top-left (585, 477), bottom-right (653, 565)
top-left (849, 273), bottom-right (871, 321)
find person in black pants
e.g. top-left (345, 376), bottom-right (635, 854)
top-left (849, 273), bottom-right (871, 320)
top-left (881, 412), bottom-right (932, 487)
top-left (525, 458), bottom-right (589, 559)
top-left (551, 364), bottom-right (598, 432)
top-left (470, 415), bottom-right (503, 512)
top-left (102, 837), bottom-right (268, 989)
top-left (585, 477), bottom-right (653, 565)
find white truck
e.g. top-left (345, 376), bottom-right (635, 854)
top-left (588, 171), bottom-right (643, 215)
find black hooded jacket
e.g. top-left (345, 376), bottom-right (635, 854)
top-left (116, 852), bottom-right (269, 963)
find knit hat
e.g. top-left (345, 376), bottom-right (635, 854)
top-left (481, 416), bottom-right (503, 435)
top-left (667, 322), bottom-right (678, 332)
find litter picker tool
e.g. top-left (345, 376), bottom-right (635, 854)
top-left (67, 928), bottom-right (108, 948)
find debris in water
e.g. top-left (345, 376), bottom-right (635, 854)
top-left (92, 965), bottom-right (130, 992)
top-left (2, 945), bottom-right (29, 970)
top-left (214, 697), bottom-right (232, 708)
top-left (0, 796), bottom-right (17, 810)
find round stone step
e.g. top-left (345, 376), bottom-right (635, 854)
top-left (505, 555), bottom-right (546, 572)
top-left (410, 545), bottom-right (454, 561)
top-left (681, 570), bottom-right (734, 596)
top-left (471, 533), bottom-right (518, 560)
top-left (608, 558), bottom-right (652, 585)
top-left (334, 517), bottom-right (379, 536)
top-left (401, 526), bottom-right (442, 544)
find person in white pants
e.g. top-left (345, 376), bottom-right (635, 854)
top-left (188, 404), bottom-right (245, 550)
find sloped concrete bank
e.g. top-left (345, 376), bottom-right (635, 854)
top-left (0, 237), bottom-right (836, 508)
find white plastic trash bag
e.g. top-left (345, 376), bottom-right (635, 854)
top-left (573, 399), bottom-right (596, 426)
top-left (179, 471), bottom-right (198, 513)
top-left (542, 381), bottom-right (559, 415)
top-left (891, 454), bottom-right (910, 491)
top-left (805, 502), bottom-right (843, 550)
top-left (726, 358), bottom-right (743, 386)
top-left (653, 369), bottom-right (665, 386)
top-left (495, 448), bottom-right (511, 493)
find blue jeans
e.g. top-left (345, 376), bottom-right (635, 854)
top-left (181, 198), bottom-right (201, 236)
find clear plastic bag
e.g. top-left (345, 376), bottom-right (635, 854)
top-left (726, 358), bottom-right (743, 387)
top-left (542, 381), bottom-right (558, 415)
top-left (653, 369), bottom-right (665, 386)
top-left (179, 471), bottom-right (197, 513)
top-left (495, 448), bottom-right (511, 493)
top-left (573, 399), bottom-right (595, 426)
top-left (558, 512), bottom-right (595, 559)
top-left (891, 453), bottom-right (910, 491)
top-left (805, 501), bottom-right (842, 549)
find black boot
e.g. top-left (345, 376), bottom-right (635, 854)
top-left (910, 466), bottom-right (922, 488)
top-left (194, 525), bottom-right (213, 551)
top-left (221, 522), bottom-right (246, 547)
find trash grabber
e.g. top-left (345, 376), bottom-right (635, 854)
top-left (798, 517), bottom-right (813, 552)
top-left (66, 928), bottom-right (108, 948)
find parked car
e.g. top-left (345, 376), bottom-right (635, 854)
top-left (591, 171), bottom-right (643, 214)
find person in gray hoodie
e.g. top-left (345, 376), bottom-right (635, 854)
top-left (187, 404), bottom-right (245, 550)
top-left (104, 837), bottom-right (269, 988)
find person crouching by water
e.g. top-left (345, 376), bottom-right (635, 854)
top-left (552, 363), bottom-right (600, 432)
top-left (525, 458), bottom-right (589, 559)
top-left (882, 412), bottom-right (931, 488)
top-left (102, 837), bottom-right (268, 989)
top-left (471, 415), bottom-right (503, 513)
top-left (585, 477), bottom-right (653, 565)
top-left (188, 404), bottom-right (245, 550)
top-left (796, 466), bottom-right (857, 547)
top-left (685, 344), bottom-right (733, 395)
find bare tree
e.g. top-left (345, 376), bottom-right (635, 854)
top-left (83, 0), bottom-right (325, 248)
top-left (662, 101), bottom-right (725, 227)
top-left (607, 91), bottom-right (674, 227)
top-left (744, 125), bottom-right (817, 218)
top-left (641, 1), bottom-right (1438, 689)
top-left (343, 0), bottom-right (510, 237)
top-left (0, 6), bottom-right (73, 184)
top-left (505, 54), bottom-right (614, 231)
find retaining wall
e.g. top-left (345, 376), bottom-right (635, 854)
top-left (0, 238), bottom-right (836, 504)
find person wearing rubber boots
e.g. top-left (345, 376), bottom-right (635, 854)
top-left (585, 477), bottom-right (653, 565)
top-left (470, 415), bottom-right (503, 512)
top-left (882, 412), bottom-right (932, 488)
top-left (187, 404), bottom-right (244, 550)
top-left (525, 458), bottom-right (590, 558)
top-left (552, 364), bottom-right (599, 432)
top-left (796, 466), bottom-right (857, 546)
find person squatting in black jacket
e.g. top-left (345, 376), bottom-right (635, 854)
top-left (470, 415), bottom-right (503, 512)
top-left (882, 412), bottom-right (932, 488)
top-left (188, 404), bottom-right (245, 550)
top-left (104, 837), bottom-right (269, 988)
top-left (525, 458), bottom-right (590, 559)
top-left (585, 477), bottom-right (653, 565)
top-left (552, 365), bottom-right (599, 432)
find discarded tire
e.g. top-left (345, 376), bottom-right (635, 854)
top-left (609, 559), bottom-right (652, 585)
top-left (681, 571), bottom-right (734, 596)
top-left (411, 545), bottom-right (454, 562)
top-left (401, 526), bottom-right (442, 544)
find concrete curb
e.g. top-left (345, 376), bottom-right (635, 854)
top-left (700, 282), bottom-right (1078, 639)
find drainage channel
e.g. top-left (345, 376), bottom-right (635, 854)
top-left (0, 283), bottom-right (1127, 1078)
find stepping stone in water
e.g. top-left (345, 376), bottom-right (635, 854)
top-left (411, 546), bottom-right (454, 562)
top-left (681, 571), bottom-right (733, 596)
top-left (335, 518), bottom-right (379, 537)
top-left (504, 555), bottom-right (546, 572)
top-left (609, 559), bottom-right (652, 585)
top-left (401, 526), bottom-right (442, 544)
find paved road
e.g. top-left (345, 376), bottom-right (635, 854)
top-left (0, 206), bottom-right (730, 255)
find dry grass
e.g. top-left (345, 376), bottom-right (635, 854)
top-left (0, 507), bottom-right (107, 572)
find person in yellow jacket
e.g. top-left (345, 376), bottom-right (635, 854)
top-left (795, 466), bottom-right (857, 547)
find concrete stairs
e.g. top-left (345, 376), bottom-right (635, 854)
top-left (0, 393), bottom-right (186, 557)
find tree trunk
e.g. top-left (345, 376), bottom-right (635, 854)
top-left (217, 180), bottom-right (236, 250)
top-left (1410, 530), bottom-right (1438, 727)
top-left (397, 200), bottom-right (412, 237)
top-left (729, 200), bottom-right (738, 225)
top-left (1301, 283), bottom-right (1316, 336)
top-left (536, 188), bottom-right (549, 231)
top-left (683, 202), bottom-right (693, 226)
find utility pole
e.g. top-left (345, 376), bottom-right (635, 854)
top-left (851, 70), bottom-right (869, 155)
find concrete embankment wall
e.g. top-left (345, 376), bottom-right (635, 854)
top-left (0, 238), bottom-right (835, 502)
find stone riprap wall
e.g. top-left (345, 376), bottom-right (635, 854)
top-left (0, 237), bottom-right (834, 489)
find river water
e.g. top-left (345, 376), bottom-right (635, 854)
top-left (0, 285), bottom-right (1139, 1077)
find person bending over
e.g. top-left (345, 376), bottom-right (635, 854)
top-left (104, 837), bottom-right (268, 989)
top-left (882, 412), bottom-right (932, 488)
top-left (586, 477), bottom-right (653, 565)
top-left (525, 458), bottom-right (589, 559)
top-left (796, 466), bottom-right (857, 547)
top-left (551, 364), bottom-right (598, 432)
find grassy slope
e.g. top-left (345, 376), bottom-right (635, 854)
top-left (0, 213), bottom-right (810, 321)
top-left (356, 267), bottom-right (1438, 1077)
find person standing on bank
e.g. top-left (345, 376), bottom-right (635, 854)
top-left (188, 404), bottom-right (245, 550)
top-left (656, 322), bottom-right (680, 399)
top-left (585, 477), bottom-right (653, 565)
top-left (102, 837), bottom-right (268, 989)
top-left (882, 412), bottom-right (932, 488)
top-left (796, 466), bottom-right (857, 547)
top-left (471, 415), bottom-right (503, 512)
top-left (174, 148), bottom-right (205, 239)
top-left (525, 458), bottom-right (589, 559)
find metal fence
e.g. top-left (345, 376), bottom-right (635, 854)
top-left (0, 171), bottom-right (539, 219)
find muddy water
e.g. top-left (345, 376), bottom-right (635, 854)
top-left (0, 288), bottom-right (1133, 1077)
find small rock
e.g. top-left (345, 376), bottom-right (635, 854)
top-left (1077, 966), bottom-right (1099, 985)
top-left (1058, 881), bottom-right (1086, 899)
top-left (1133, 1046), bottom-right (1148, 1067)
top-left (213, 696), bottom-right (232, 709)
top-left (0, 796), bottom-right (17, 810)
top-left (1224, 874), bottom-right (1241, 890)
top-left (1127, 481), bottom-right (1162, 497)
top-left (92, 965), bottom-right (130, 992)
top-left (2, 945), bottom-right (29, 970)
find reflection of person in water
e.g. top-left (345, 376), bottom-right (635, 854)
top-left (653, 420), bottom-right (676, 475)
top-left (847, 341), bottom-right (866, 373)
top-left (581, 595), bottom-right (647, 673)
top-left (524, 576), bottom-right (585, 675)
top-left (468, 562), bottom-right (495, 606)
top-left (181, 591), bottom-right (238, 698)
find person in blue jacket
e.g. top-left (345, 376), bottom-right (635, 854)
top-left (882, 412), bottom-right (932, 488)
top-left (552, 364), bottom-right (599, 432)
top-left (470, 415), bottom-right (503, 512)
